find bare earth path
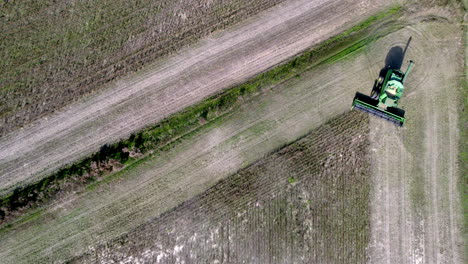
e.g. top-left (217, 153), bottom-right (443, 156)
top-left (0, 10), bottom-right (463, 263)
top-left (0, 0), bottom-right (394, 195)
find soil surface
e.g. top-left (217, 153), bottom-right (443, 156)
top-left (0, 0), bottom-right (394, 196)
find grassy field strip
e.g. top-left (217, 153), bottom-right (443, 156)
top-left (0, 18), bottom-right (402, 263)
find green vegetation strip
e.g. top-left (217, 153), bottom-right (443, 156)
top-left (0, 5), bottom-right (403, 225)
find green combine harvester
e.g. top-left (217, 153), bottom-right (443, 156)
top-left (352, 60), bottom-right (414, 126)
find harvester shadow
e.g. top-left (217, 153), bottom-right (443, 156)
top-left (371, 36), bottom-right (412, 93)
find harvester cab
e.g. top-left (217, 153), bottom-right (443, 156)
top-left (352, 60), bottom-right (414, 126)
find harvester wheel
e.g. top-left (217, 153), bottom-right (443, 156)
top-left (370, 79), bottom-right (380, 99)
top-left (370, 86), bottom-right (380, 99)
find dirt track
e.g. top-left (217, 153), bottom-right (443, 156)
top-left (0, 0), bottom-right (394, 195)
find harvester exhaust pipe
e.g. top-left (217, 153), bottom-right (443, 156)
top-left (402, 37), bottom-right (412, 59)
top-left (402, 60), bottom-right (414, 84)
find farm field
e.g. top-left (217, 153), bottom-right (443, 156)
top-left (0, 0), bottom-right (395, 196)
top-left (0, 0), bottom-right (466, 263)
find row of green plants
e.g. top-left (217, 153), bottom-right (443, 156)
top-left (0, 6), bottom-right (403, 224)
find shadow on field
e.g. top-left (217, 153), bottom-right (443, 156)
top-left (371, 37), bottom-right (412, 93)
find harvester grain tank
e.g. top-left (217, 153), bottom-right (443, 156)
top-left (351, 60), bottom-right (414, 126)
